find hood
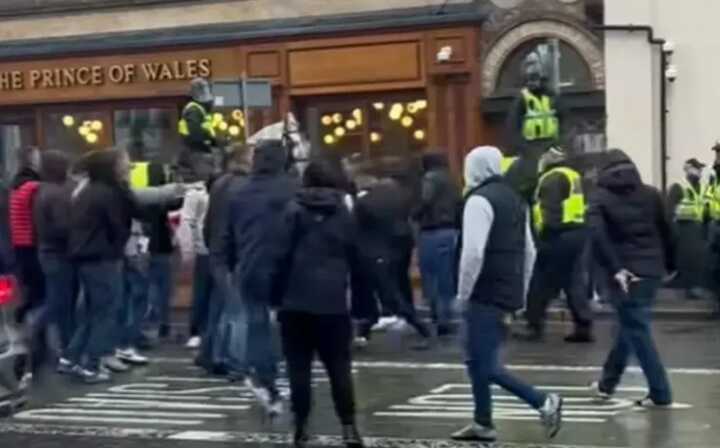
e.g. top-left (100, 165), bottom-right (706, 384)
top-left (11, 166), bottom-right (40, 189)
top-left (40, 150), bottom-right (69, 184)
top-left (83, 150), bottom-right (119, 185)
top-left (597, 149), bottom-right (642, 191)
top-left (296, 187), bottom-right (343, 215)
top-left (252, 140), bottom-right (287, 176)
top-left (422, 153), bottom-right (448, 172)
top-left (464, 146), bottom-right (502, 190)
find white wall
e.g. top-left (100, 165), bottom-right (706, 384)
top-left (605, 0), bottom-right (720, 188)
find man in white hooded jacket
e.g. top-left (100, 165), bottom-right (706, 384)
top-left (451, 146), bottom-right (563, 442)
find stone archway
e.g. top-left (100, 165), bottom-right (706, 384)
top-left (482, 19), bottom-right (604, 97)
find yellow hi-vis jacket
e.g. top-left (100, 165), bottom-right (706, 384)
top-left (522, 88), bottom-right (559, 141)
top-left (532, 166), bottom-right (585, 234)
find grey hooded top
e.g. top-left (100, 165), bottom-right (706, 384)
top-left (458, 146), bottom-right (537, 306)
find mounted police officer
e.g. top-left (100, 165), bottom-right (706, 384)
top-left (505, 49), bottom-right (564, 202)
top-left (177, 77), bottom-right (219, 181)
top-left (667, 158), bottom-right (708, 300)
top-left (520, 147), bottom-right (594, 343)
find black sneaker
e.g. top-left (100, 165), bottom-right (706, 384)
top-left (564, 332), bottom-right (595, 343)
top-left (634, 396), bottom-right (673, 408)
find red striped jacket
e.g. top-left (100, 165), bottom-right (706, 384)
top-left (10, 180), bottom-right (40, 248)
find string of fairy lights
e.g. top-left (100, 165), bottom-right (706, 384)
top-left (321, 99), bottom-right (428, 147)
top-left (61, 108), bottom-right (248, 145)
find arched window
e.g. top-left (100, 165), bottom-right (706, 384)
top-left (495, 38), bottom-right (593, 95)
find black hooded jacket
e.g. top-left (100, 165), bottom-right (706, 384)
top-left (35, 151), bottom-right (73, 256)
top-left (416, 154), bottom-right (462, 231)
top-left (69, 151), bottom-right (136, 262)
top-left (221, 140), bottom-right (299, 302)
top-left (587, 150), bottom-right (676, 278)
top-left (277, 187), bottom-right (359, 315)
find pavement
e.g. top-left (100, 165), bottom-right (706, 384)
top-left (1, 317), bottom-right (719, 448)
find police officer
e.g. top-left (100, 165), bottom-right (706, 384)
top-left (520, 147), bottom-right (593, 343)
top-left (706, 145), bottom-right (720, 314)
top-left (505, 50), bottom-right (564, 202)
top-left (667, 158), bottom-right (708, 300)
top-left (178, 77), bottom-right (218, 180)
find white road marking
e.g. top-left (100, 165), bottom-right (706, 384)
top-left (65, 397), bottom-right (249, 410)
top-left (12, 413), bottom-right (205, 425)
top-left (431, 384), bottom-right (649, 394)
top-left (15, 409), bottom-right (225, 418)
top-left (152, 358), bottom-right (720, 375)
top-left (109, 383), bottom-right (246, 395)
top-left (374, 411), bottom-right (607, 423)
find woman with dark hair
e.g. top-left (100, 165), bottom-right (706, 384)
top-left (276, 158), bottom-right (364, 448)
top-left (34, 150), bottom-right (76, 365)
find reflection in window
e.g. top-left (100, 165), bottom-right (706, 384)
top-left (114, 108), bottom-right (180, 163)
top-left (45, 112), bottom-right (110, 161)
top-left (0, 113), bottom-right (36, 183)
top-left (496, 38), bottom-right (593, 94)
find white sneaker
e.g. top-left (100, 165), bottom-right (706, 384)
top-left (353, 337), bottom-right (369, 349)
top-left (102, 355), bottom-right (130, 373)
top-left (388, 317), bottom-right (408, 332)
top-left (116, 348), bottom-right (149, 365)
top-left (371, 316), bottom-right (398, 332)
top-left (539, 393), bottom-right (563, 439)
top-left (589, 381), bottom-right (612, 401)
top-left (185, 336), bottom-right (202, 349)
top-left (244, 377), bottom-right (271, 407)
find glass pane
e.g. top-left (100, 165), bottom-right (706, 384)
top-left (0, 112), bottom-right (36, 183)
top-left (317, 106), bottom-right (366, 160)
top-left (114, 108), bottom-right (181, 163)
top-left (368, 99), bottom-right (428, 159)
top-left (44, 111), bottom-right (111, 161)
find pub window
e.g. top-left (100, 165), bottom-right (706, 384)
top-left (44, 110), bottom-right (112, 161)
top-left (303, 94), bottom-right (428, 163)
top-left (0, 111), bottom-right (36, 183)
top-left (114, 108), bottom-right (181, 163)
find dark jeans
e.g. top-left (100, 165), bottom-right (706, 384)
top-left (356, 254), bottom-right (430, 340)
top-left (190, 254), bottom-right (213, 337)
top-left (120, 257), bottom-right (149, 348)
top-left (393, 235), bottom-right (415, 307)
top-left (464, 302), bottom-right (546, 427)
top-left (280, 311), bottom-right (355, 426)
top-left (148, 254), bottom-right (173, 329)
top-left (39, 253), bottom-right (77, 352)
top-left (599, 278), bottom-right (672, 404)
top-left (674, 221), bottom-right (707, 293)
top-left (14, 247), bottom-right (45, 324)
top-left (418, 229), bottom-right (458, 328)
top-left (526, 229), bottom-right (593, 334)
top-left (66, 261), bottom-right (123, 371)
top-left (197, 261), bottom-right (225, 370)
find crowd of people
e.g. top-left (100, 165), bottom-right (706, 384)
top-left (3, 137), bottom-right (680, 446)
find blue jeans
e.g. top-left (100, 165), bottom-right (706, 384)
top-left (39, 253), bottom-right (77, 352)
top-left (119, 257), bottom-right (150, 348)
top-left (148, 254), bottom-right (173, 329)
top-left (66, 261), bottom-right (123, 371)
top-left (600, 278), bottom-right (672, 404)
top-left (198, 261), bottom-right (233, 370)
top-left (419, 228), bottom-right (458, 327)
top-left (463, 302), bottom-right (546, 427)
top-left (190, 254), bottom-right (213, 336)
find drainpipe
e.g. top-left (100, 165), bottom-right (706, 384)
top-left (595, 25), bottom-right (669, 193)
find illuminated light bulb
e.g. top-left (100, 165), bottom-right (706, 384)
top-left (370, 132), bottom-right (382, 144)
top-left (332, 113), bottom-right (343, 124)
top-left (91, 120), bottom-right (103, 132)
top-left (321, 115), bottom-right (333, 126)
top-left (407, 103), bottom-right (419, 114)
top-left (401, 116), bottom-right (414, 128)
top-left (346, 120), bottom-right (357, 130)
top-left (324, 135), bottom-right (336, 145)
top-left (389, 103), bottom-right (404, 121)
top-left (62, 115), bottom-right (75, 127)
top-left (78, 126), bottom-right (90, 136)
top-left (218, 121), bottom-right (229, 131)
top-left (415, 99), bottom-right (428, 110)
top-left (232, 109), bottom-right (244, 121)
top-left (373, 102), bottom-right (385, 111)
top-left (352, 108), bottom-right (362, 124)
top-left (86, 133), bottom-right (98, 144)
top-left (334, 127), bottom-right (346, 137)
top-left (228, 125), bottom-right (240, 137)
top-left (213, 113), bottom-right (224, 122)
top-left (414, 129), bottom-right (426, 141)
top-left (83, 120), bottom-right (92, 127)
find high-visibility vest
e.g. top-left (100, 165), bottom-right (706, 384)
top-left (178, 101), bottom-right (216, 139)
top-left (501, 156), bottom-right (518, 175)
top-left (130, 162), bottom-right (150, 189)
top-left (522, 88), bottom-right (559, 142)
top-left (706, 179), bottom-right (720, 221)
top-left (675, 182), bottom-right (707, 222)
top-left (532, 166), bottom-right (585, 233)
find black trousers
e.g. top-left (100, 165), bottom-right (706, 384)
top-left (354, 254), bottom-right (430, 340)
top-left (526, 229), bottom-right (593, 334)
top-left (14, 247), bottom-right (45, 324)
top-left (280, 311), bottom-right (356, 426)
top-left (393, 235), bottom-right (415, 307)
